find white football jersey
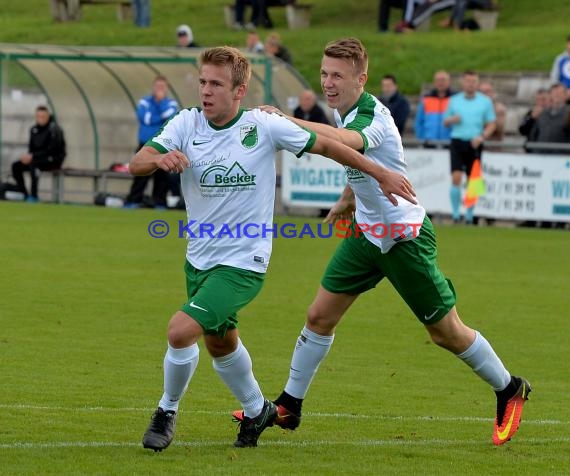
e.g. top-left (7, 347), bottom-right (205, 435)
top-left (335, 92), bottom-right (426, 252)
top-left (149, 108), bottom-right (315, 273)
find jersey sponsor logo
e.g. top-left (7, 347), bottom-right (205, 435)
top-left (345, 166), bottom-right (367, 182)
top-left (200, 161), bottom-right (257, 188)
top-left (240, 124), bottom-right (258, 149)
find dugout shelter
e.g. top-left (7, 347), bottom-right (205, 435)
top-left (0, 43), bottom-right (309, 202)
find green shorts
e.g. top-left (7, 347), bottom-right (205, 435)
top-left (321, 217), bottom-right (456, 324)
top-left (180, 261), bottom-right (265, 337)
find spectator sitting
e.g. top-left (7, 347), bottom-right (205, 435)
top-left (245, 30), bottom-right (264, 54)
top-left (439, 0), bottom-right (496, 30)
top-left (293, 90), bottom-right (330, 125)
top-left (378, 74), bottom-right (410, 136)
top-left (414, 70), bottom-right (454, 145)
top-left (233, 0), bottom-right (276, 30)
top-left (479, 81), bottom-right (507, 142)
top-left (405, 0), bottom-right (457, 31)
top-left (264, 32), bottom-right (293, 65)
top-left (176, 24), bottom-right (199, 48)
top-left (378, 0), bottom-right (406, 32)
top-left (549, 35), bottom-right (570, 89)
top-left (518, 88), bottom-right (550, 149)
top-left (11, 105), bottom-right (66, 203)
top-left (531, 83), bottom-right (570, 154)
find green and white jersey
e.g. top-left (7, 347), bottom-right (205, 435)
top-left (336, 92), bottom-right (426, 253)
top-left (148, 107), bottom-right (316, 273)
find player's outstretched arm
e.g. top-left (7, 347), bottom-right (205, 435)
top-left (309, 134), bottom-right (417, 206)
top-left (129, 146), bottom-right (189, 176)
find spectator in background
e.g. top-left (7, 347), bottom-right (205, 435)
top-left (245, 31), bottom-right (264, 54)
top-left (405, 0), bottom-right (456, 31)
top-left (532, 83), bottom-right (570, 154)
top-left (132, 0), bottom-right (150, 27)
top-left (518, 88), bottom-right (550, 150)
top-left (293, 89), bottom-right (330, 125)
top-left (379, 74), bottom-right (410, 136)
top-left (414, 70), bottom-right (454, 145)
top-left (439, 0), bottom-right (495, 30)
top-left (443, 70), bottom-right (496, 224)
top-left (11, 105), bottom-right (66, 203)
top-left (124, 76), bottom-right (179, 209)
top-left (264, 32), bottom-right (293, 65)
top-left (378, 0), bottom-right (406, 32)
top-left (479, 81), bottom-right (507, 142)
top-left (517, 88), bottom-right (551, 228)
top-left (379, 0), bottom-right (456, 33)
top-left (233, 0), bottom-right (275, 30)
top-left (176, 24), bottom-right (199, 48)
top-left (549, 35), bottom-right (570, 89)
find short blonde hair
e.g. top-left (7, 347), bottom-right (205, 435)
top-left (199, 46), bottom-right (251, 89)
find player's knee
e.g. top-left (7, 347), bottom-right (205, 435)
top-left (306, 304), bottom-right (335, 332)
top-left (167, 313), bottom-right (200, 348)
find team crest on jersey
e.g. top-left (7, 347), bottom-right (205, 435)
top-left (345, 166), bottom-right (367, 182)
top-left (240, 124), bottom-right (258, 149)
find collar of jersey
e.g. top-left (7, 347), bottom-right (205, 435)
top-left (340, 92), bottom-right (368, 122)
top-left (207, 108), bottom-right (245, 130)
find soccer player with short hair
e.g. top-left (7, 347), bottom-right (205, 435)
top-left (234, 37), bottom-right (530, 446)
top-left (131, 46), bottom-right (416, 451)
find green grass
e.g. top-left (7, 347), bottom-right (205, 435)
top-left (1, 0), bottom-right (570, 93)
top-left (0, 202), bottom-right (569, 475)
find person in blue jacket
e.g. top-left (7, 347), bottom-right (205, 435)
top-left (415, 70), bottom-right (454, 146)
top-left (125, 76), bottom-right (179, 208)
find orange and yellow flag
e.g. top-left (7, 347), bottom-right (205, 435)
top-left (463, 159), bottom-right (486, 208)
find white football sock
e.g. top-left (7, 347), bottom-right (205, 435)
top-left (212, 339), bottom-right (264, 418)
top-left (284, 326), bottom-right (334, 399)
top-left (457, 331), bottom-right (511, 391)
top-left (158, 343), bottom-right (199, 412)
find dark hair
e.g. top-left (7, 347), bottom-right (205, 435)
top-left (382, 74), bottom-right (397, 83)
top-left (463, 70), bottom-right (478, 77)
top-left (36, 105), bottom-right (50, 113)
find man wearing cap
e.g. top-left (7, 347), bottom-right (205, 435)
top-left (176, 25), bottom-right (199, 48)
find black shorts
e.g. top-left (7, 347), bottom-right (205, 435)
top-left (450, 138), bottom-right (483, 176)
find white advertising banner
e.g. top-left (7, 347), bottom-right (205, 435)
top-left (281, 151), bottom-right (347, 208)
top-left (281, 149), bottom-right (570, 222)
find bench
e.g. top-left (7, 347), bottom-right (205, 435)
top-left (51, 0), bottom-right (132, 22)
top-left (224, 2), bottom-right (313, 30)
top-left (48, 168), bottom-right (133, 203)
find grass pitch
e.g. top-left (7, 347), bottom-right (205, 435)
top-left (0, 202), bottom-right (568, 475)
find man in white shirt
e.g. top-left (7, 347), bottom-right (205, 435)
top-left (234, 37), bottom-right (530, 447)
top-left (132, 45), bottom-right (415, 452)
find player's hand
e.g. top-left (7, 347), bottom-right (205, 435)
top-left (470, 135), bottom-right (485, 149)
top-left (258, 105), bottom-right (285, 117)
top-left (156, 150), bottom-right (189, 174)
top-left (374, 166), bottom-right (417, 206)
top-left (444, 114), bottom-right (461, 126)
top-left (323, 198), bottom-right (356, 224)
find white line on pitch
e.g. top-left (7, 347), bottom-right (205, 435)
top-left (0, 403), bottom-right (563, 426)
top-left (1, 437), bottom-right (570, 450)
